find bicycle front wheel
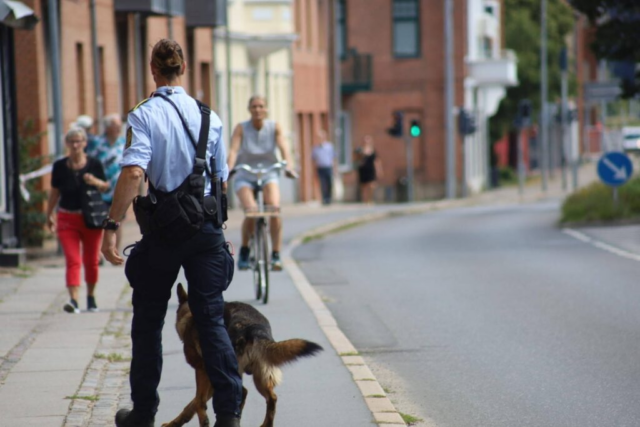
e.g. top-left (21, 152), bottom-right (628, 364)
top-left (257, 220), bottom-right (270, 304)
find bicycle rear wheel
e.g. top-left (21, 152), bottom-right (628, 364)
top-left (257, 220), bottom-right (270, 304)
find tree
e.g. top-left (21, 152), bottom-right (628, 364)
top-left (489, 0), bottom-right (575, 148)
top-left (570, 0), bottom-right (640, 98)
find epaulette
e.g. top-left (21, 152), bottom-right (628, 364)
top-left (129, 98), bottom-right (151, 113)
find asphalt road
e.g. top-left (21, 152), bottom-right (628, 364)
top-left (294, 200), bottom-right (640, 427)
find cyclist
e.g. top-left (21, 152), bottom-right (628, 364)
top-left (227, 95), bottom-right (296, 271)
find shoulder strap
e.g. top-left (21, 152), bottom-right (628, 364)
top-left (153, 93), bottom-right (211, 176)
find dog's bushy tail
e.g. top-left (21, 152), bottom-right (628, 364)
top-left (266, 339), bottom-right (323, 367)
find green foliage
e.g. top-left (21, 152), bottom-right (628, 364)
top-left (489, 0), bottom-right (576, 154)
top-left (560, 176), bottom-right (640, 223)
top-left (570, 0), bottom-right (640, 98)
top-left (18, 120), bottom-right (49, 247)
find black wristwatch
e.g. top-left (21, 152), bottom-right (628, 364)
top-left (102, 217), bottom-right (120, 231)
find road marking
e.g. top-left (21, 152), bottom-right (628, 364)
top-left (562, 228), bottom-right (640, 262)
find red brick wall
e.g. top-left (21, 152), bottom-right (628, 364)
top-left (293, 0), bottom-right (330, 202)
top-left (14, 0), bottom-right (49, 161)
top-left (342, 0), bottom-right (467, 200)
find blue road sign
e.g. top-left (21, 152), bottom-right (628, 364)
top-left (598, 152), bottom-right (633, 187)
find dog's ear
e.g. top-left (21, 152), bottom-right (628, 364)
top-left (177, 283), bottom-right (188, 304)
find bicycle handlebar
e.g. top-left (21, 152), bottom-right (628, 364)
top-left (231, 161), bottom-right (298, 179)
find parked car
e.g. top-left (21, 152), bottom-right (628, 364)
top-left (622, 127), bottom-right (640, 152)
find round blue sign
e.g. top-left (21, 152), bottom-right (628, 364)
top-left (597, 152), bottom-right (633, 187)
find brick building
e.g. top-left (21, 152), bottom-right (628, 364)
top-left (15, 0), bottom-right (219, 164)
top-left (337, 0), bottom-right (468, 201)
top-left (336, 0), bottom-right (516, 201)
top-left (292, 0), bottom-right (331, 202)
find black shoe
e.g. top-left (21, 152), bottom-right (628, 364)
top-left (87, 296), bottom-right (98, 313)
top-left (271, 251), bottom-right (282, 271)
top-left (63, 299), bottom-right (80, 314)
top-left (214, 416), bottom-right (241, 427)
top-left (238, 246), bottom-right (250, 270)
top-left (115, 408), bottom-right (155, 427)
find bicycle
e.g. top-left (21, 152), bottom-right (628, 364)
top-left (231, 161), bottom-right (288, 304)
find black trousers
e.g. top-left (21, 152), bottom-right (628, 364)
top-left (317, 167), bottom-right (333, 204)
top-left (124, 221), bottom-right (242, 419)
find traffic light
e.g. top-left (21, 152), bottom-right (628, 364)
top-left (458, 109), bottom-right (477, 136)
top-left (517, 99), bottom-right (532, 128)
top-left (409, 120), bottom-right (421, 138)
top-left (387, 111), bottom-right (404, 138)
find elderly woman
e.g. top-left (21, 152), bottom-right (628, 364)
top-left (46, 127), bottom-right (110, 313)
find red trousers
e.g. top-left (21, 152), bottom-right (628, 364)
top-left (57, 211), bottom-right (103, 287)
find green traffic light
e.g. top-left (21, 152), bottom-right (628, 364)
top-left (410, 125), bottom-right (421, 137)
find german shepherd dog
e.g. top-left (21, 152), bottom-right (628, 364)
top-left (162, 284), bottom-right (323, 427)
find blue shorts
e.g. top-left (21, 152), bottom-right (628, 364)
top-left (232, 172), bottom-right (279, 194)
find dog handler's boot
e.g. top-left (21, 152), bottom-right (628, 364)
top-left (115, 408), bottom-right (155, 427)
top-left (214, 416), bottom-right (241, 427)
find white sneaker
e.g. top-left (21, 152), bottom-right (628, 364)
top-left (63, 299), bottom-right (80, 314)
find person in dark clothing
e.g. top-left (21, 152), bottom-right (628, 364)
top-left (46, 127), bottom-right (110, 313)
top-left (356, 135), bottom-right (383, 204)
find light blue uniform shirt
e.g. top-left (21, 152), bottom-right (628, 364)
top-left (121, 86), bottom-right (228, 195)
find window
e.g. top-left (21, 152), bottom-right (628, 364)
top-left (76, 43), bottom-right (86, 113)
top-left (393, 0), bottom-right (420, 58)
top-left (337, 0), bottom-right (346, 58)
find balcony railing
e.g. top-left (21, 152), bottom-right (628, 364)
top-left (341, 49), bottom-right (372, 94)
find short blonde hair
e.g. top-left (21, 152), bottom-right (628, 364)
top-left (65, 127), bottom-right (87, 142)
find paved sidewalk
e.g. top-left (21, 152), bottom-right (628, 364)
top-left (1, 160), bottom-right (632, 427)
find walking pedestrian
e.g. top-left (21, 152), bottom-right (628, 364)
top-left (101, 39), bottom-right (243, 427)
top-left (87, 113), bottom-right (125, 250)
top-left (46, 127), bottom-right (110, 313)
top-left (311, 129), bottom-right (336, 205)
top-left (356, 135), bottom-right (383, 204)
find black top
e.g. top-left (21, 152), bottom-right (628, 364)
top-left (358, 152), bottom-right (377, 184)
top-left (51, 157), bottom-right (106, 211)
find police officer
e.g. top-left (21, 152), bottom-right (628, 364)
top-left (101, 39), bottom-right (243, 427)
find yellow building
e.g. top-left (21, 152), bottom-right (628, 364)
top-left (215, 0), bottom-right (297, 202)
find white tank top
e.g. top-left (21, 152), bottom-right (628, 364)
top-left (236, 119), bottom-right (278, 167)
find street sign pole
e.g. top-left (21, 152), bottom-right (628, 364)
top-left (518, 127), bottom-right (525, 196)
top-left (404, 132), bottom-right (414, 202)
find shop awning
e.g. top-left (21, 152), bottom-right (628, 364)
top-left (0, 0), bottom-right (39, 30)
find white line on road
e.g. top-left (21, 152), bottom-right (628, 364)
top-left (562, 228), bottom-right (640, 262)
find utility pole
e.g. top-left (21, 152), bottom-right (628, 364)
top-left (560, 47), bottom-right (569, 191)
top-left (540, 0), bottom-right (549, 191)
top-left (445, 0), bottom-right (456, 199)
top-left (332, 0), bottom-right (342, 157)
top-left (167, 0), bottom-right (174, 39)
top-left (225, 25), bottom-right (232, 146)
top-left (47, 0), bottom-right (63, 155)
top-left (90, 0), bottom-right (104, 134)
top-left (134, 13), bottom-right (144, 102)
